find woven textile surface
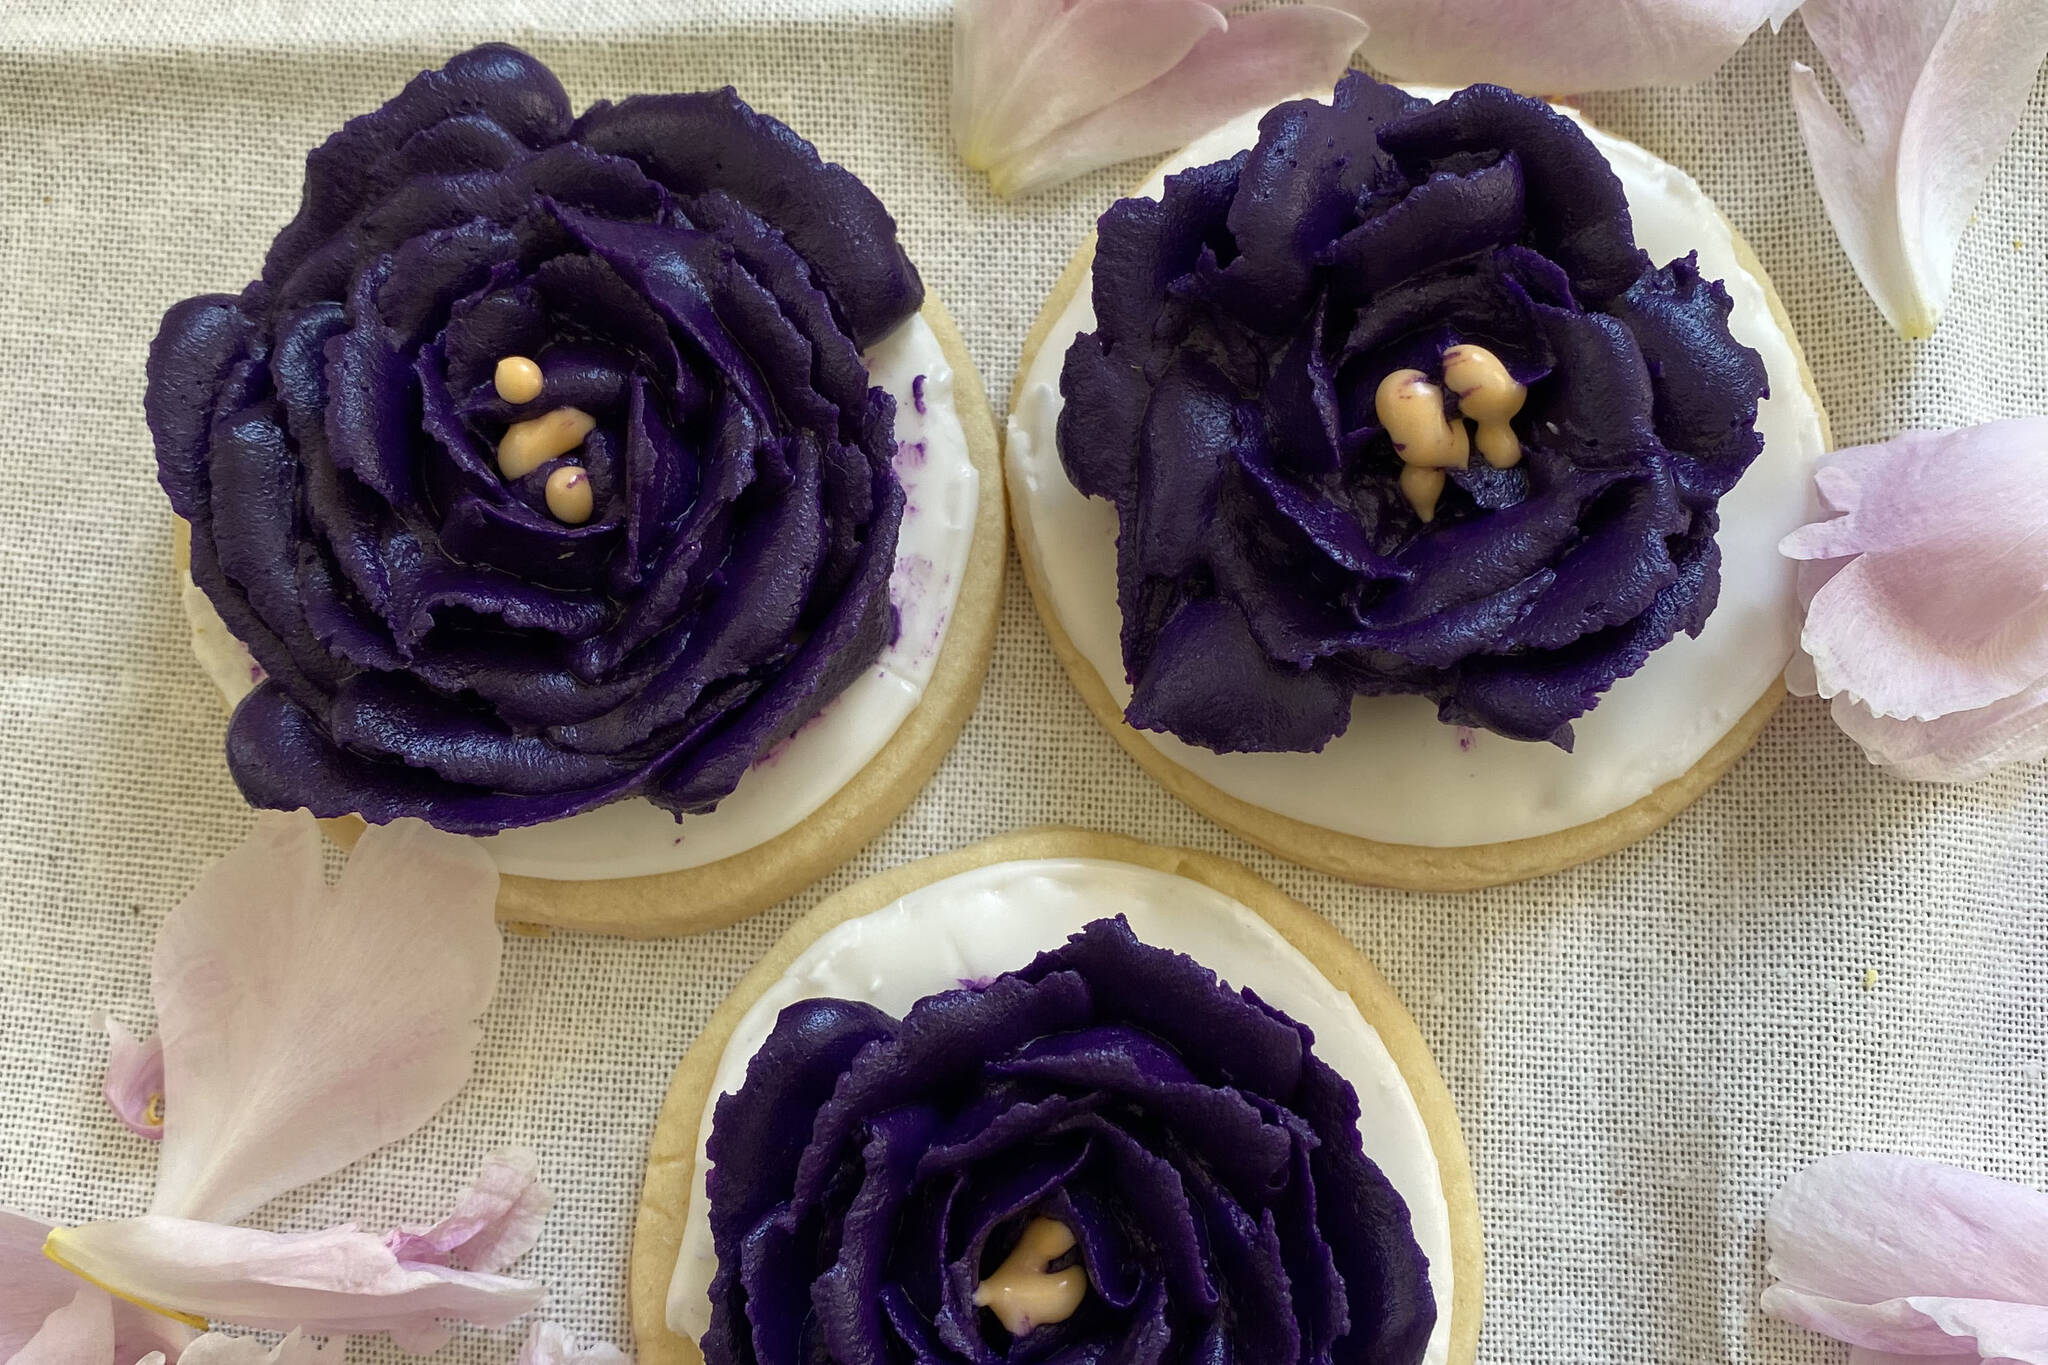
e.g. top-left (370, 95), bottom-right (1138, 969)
top-left (0, 2), bottom-right (2043, 1360)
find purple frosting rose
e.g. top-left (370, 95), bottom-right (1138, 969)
top-left (704, 916), bottom-right (1435, 1365)
top-left (1058, 74), bottom-right (1768, 752)
top-left (148, 45), bottom-right (922, 832)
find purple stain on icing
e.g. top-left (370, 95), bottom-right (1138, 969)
top-left (957, 974), bottom-right (995, 991)
top-left (889, 554), bottom-right (936, 617)
top-left (912, 374), bottom-right (928, 414)
top-left (893, 439), bottom-right (927, 473)
top-left (249, 661), bottom-right (267, 684)
top-left (1456, 726), bottom-right (1476, 751)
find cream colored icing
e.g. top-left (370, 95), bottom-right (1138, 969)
top-left (666, 857), bottom-right (1454, 1365)
top-left (1006, 93), bottom-right (1826, 849)
top-left (184, 312), bottom-right (978, 879)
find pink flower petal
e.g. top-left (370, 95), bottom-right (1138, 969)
top-left (149, 812), bottom-right (501, 1224)
top-left (952, 0), bottom-right (1066, 155)
top-left (1340, 0), bottom-right (1782, 94)
top-left (2, 1210), bottom-right (193, 1363)
top-left (957, 0), bottom-right (1227, 181)
top-left (43, 1216), bottom-right (542, 1355)
top-left (986, 5), bottom-right (1370, 197)
top-left (1763, 1153), bottom-right (2048, 1361)
top-left (1791, 0), bottom-right (2048, 337)
top-left (383, 1148), bottom-right (551, 1274)
top-left (515, 1321), bottom-right (632, 1365)
top-left (8, 1287), bottom-right (114, 1365)
top-left (92, 1012), bottom-right (165, 1141)
top-left (1780, 419), bottom-right (2048, 724)
top-left (1822, 682), bottom-right (2048, 783)
top-left (178, 1329), bottom-right (335, 1363)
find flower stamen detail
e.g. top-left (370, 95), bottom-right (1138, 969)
top-left (1442, 344), bottom-right (1527, 469)
top-left (497, 407), bottom-right (595, 480)
top-left (1376, 369), bottom-right (1469, 523)
top-left (972, 1216), bottom-right (1088, 1337)
top-left (493, 354), bottom-right (544, 405)
top-left (545, 466), bottom-right (595, 525)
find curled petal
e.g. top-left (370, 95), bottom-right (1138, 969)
top-left (979, 5), bottom-right (1371, 198)
top-left (384, 1148), bottom-right (551, 1273)
top-left (1, 1210), bottom-right (193, 1363)
top-left (92, 1012), bottom-right (165, 1141)
top-left (1810, 682), bottom-right (2048, 784)
top-left (150, 812), bottom-right (502, 1224)
top-left (1790, 0), bottom-right (2048, 338)
top-left (179, 1330), bottom-right (336, 1363)
top-left (1344, 0), bottom-right (1783, 93)
top-left (43, 1217), bottom-right (543, 1355)
top-left (1780, 420), bottom-right (2048, 780)
top-left (515, 1321), bottom-right (632, 1364)
top-left (1762, 1153), bottom-right (2048, 1361)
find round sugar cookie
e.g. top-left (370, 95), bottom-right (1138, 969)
top-left (175, 293), bottom-right (1005, 937)
top-left (629, 827), bottom-right (1484, 1365)
top-left (1005, 97), bottom-right (1831, 893)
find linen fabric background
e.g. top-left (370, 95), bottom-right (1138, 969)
top-left (1, 3), bottom-right (2043, 1361)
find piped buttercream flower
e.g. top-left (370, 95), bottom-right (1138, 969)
top-left (702, 915), bottom-right (1435, 1365)
top-left (1059, 74), bottom-right (1769, 752)
top-left (1762, 1152), bottom-right (2048, 1362)
top-left (150, 44), bottom-right (921, 833)
top-left (1780, 419), bottom-right (2048, 782)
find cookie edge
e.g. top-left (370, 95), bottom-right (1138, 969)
top-left (171, 288), bottom-right (1006, 935)
top-left (626, 827), bottom-right (1485, 1365)
top-left (1003, 137), bottom-right (1831, 893)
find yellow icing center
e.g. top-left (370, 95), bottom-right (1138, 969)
top-left (493, 354), bottom-right (544, 405)
top-left (497, 406), bottom-right (595, 480)
top-left (1375, 344), bottom-right (1528, 521)
top-left (972, 1217), bottom-right (1088, 1336)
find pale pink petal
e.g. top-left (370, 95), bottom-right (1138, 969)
top-left (1823, 682), bottom-right (2048, 783)
top-left (149, 812), bottom-right (501, 1224)
top-left (1, 1210), bottom-right (193, 1362)
top-left (1337, 0), bottom-right (1781, 94)
top-left (1791, 0), bottom-right (2048, 337)
top-left (988, 5), bottom-right (1369, 197)
top-left (43, 1216), bottom-right (542, 1355)
top-left (1780, 419), bottom-right (2048, 722)
top-left (178, 1329), bottom-right (335, 1363)
top-left (92, 1012), bottom-right (165, 1141)
top-left (384, 1148), bottom-right (550, 1274)
top-left (9, 1288), bottom-right (113, 1365)
top-left (1763, 1153), bottom-right (2048, 1361)
top-left (956, 0), bottom-right (1228, 187)
top-left (952, 0), bottom-right (1064, 155)
top-left (515, 1321), bottom-right (632, 1365)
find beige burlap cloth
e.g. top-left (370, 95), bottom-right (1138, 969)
top-left (0, 3), bottom-right (2042, 1360)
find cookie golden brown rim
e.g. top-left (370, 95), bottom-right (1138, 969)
top-left (1005, 140), bottom-right (1831, 894)
top-left (628, 827), bottom-right (1484, 1365)
top-left (172, 290), bottom-right (1007, 937)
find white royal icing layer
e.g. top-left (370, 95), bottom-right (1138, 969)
top-left (1006, 94), bottom-right (1826, 848)
top-left (667, 857), bottom-right (1455, 1365)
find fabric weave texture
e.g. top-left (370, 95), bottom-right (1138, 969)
top-left (0, 5), bottom-right (2042, 1364)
